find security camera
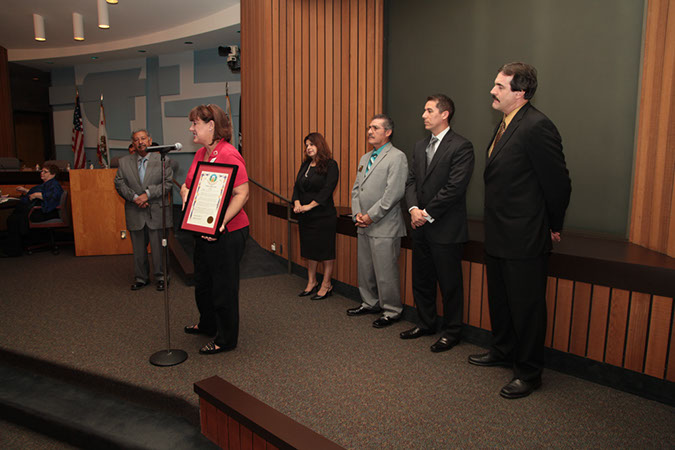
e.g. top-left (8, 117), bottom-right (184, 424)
top-left (218, 45), bottom-right (240, 73)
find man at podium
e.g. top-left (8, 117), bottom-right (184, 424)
top-left (114, 130), bottom-right (173, 291)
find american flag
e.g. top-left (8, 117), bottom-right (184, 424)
top-left (72, 92), bottom-right (85, 169)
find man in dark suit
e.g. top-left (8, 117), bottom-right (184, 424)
top-left (469, 62), bottom-right (571, 399)
top-left (401, 94), bottom-right (475, 352)
top-left (114, 129), bottom-right (173, 291)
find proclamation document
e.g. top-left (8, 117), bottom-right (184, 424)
top-left (186, 171), bottom-right (228, 227)
top-left (181, 162), bottom-right (238, 237)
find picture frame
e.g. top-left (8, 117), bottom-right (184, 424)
top-left (180, 161), bottom-right (238, 237)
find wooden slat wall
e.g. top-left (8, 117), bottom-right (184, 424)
top-left (459, 262), bottom-right (675, 382)
top-left (200, 398), bottom-right (280, 450)
top-left (241, 0), bottom-right (383, 289)
top-left (0, 46), bottom-right (15, 158)
top-left (242, 0), bottom-right (674, 384)
top-left (630, 0), bottom-right (675, 257)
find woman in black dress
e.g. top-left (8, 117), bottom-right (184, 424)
top-left (292, 132), bottom-right (339, 300)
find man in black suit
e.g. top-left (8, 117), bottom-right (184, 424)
top-left (401, 94), bottom-right (475, 352)
top-left (469, 62), bottom-right (571, 399)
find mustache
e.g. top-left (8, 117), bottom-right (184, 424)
top-left (491, 94), bottom-right (499, 102)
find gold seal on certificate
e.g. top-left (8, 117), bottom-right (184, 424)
top-left (181, 162), bottom-right (239, 237)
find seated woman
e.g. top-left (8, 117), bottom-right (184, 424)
top-left (1, 163), bottom-right (64, 256)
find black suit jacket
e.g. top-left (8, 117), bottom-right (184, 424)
top-left (405, 129), bottom-right (475, 244)
top-left (483, 102), bottom-right (571, 259)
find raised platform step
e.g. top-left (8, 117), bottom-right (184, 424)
top-left (0, 362), bottom-right (217, 450)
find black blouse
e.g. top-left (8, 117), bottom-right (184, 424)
top-left (291, 159), bottom-right (339, 218)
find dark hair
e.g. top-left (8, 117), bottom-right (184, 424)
top-left (426, 94), bottom-right (455, 123)
top-left (498, 62), bottom-right (538, 100)
top-left (43, 163), bottom-right (60, 176)
top-left (303, 132), bottom-right (332, 174)
top-left (189, 104), bottom-right (232, 144)
top-left (371, 114), bottom-right (395, 140)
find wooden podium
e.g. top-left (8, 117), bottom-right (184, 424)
top-left (69, 169), bottom-right (132, 256)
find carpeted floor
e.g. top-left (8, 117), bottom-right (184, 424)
top-left (0, 243), bottom-right (674, 448)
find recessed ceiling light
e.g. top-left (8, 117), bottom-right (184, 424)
top-left (73, 12), bottom-right (85, 41)
top-left (106, 0), bottom-right (118, 4)
top-left (33, 14), bottom-right (46, 41)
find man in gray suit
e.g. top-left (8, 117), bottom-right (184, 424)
top-left (348, 114), bottom-right (408, 328)
top-left (114, 129), bottom-right (173, 291)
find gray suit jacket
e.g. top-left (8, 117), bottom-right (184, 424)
top-left (351, 142), bottom-right (408, 238)
top-left (114, 152), bottom-right (173, 231)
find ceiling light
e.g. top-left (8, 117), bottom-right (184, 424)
top-left (106, 0), bottom-right (118, 4)
top-left (33, 14), bottom-right (46, 41)
top-left (97, 0), bottom-right (110, 29)
top-left (73, 12), bottom-right (84, 41)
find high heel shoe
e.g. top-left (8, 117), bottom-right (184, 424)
top-left (311, 286), bottom-right (333, 300)
top-left (298, 283), bottom-right (319, 297)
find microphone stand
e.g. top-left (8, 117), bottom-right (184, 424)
top-left (150, 148), bottom-right (188, 366)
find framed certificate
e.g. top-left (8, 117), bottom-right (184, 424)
top-left (181, 162), bottom-right (238, 237)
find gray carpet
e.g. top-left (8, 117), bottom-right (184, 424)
top-left (0, 247), bottom-right (674, 448)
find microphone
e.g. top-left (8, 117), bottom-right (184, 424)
top-left (146, 143), bottom-right (182, 153)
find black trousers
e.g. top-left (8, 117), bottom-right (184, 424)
top-left (485, 252), bottom-right (549, 381)
top-left (3, 204), bottom-right (59, 256)
top-left (193, 226), bottom-right (248, 349)
top-left (411, 237), bottom-right (464, 339)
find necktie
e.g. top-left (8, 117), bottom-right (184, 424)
top-left (489, 120), bottom-right (506, 157)
top-left (426, 136), bottom-right (439, 166)
top-left (366, 152), bottom-right (378, 174)
top-left (138, 157), bottom-right (147, 184)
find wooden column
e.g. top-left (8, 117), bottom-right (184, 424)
top-left (241, 0), bottom-right (384, 288)
top-left (0, 46), bottom-right (15, 157)
top-left (631, 0), bottom-right (675, 257)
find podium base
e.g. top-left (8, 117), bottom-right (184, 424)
top-left (149, 349), bottom-right (188, 367)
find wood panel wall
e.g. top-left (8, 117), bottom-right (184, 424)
top-left (241, 0), bottom-right (383, 289)
top-left (460, 263), bottom-right (675, 382)
top-left (0, 46), bottom-right (15, 158)
top-left (631, 0), bottom-right (675, 257)
top-left (242, 0), bottom-right (674, 384)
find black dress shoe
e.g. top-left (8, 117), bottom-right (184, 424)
top-left (131, 280), bottom-right (150, 291)
top-left (372, 315), bottom-right (400, 328)
top-left (468, 352), bottom-right (511, 367)
top-left (156, 280), bottom-right (167, 291)
top-left (298, 283), bottom-right (318, 297)
top-left (430, 336), bottom-right (459, 353)
top-left (500, 377), bottom-right (542, 399)
top-left (311, 286), bottom-right (333, 300)
top-left (347, 305), bottom-right (381, 316)
top-left (400, 327), bottom-right (434, 340)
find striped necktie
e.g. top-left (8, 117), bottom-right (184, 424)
top-left (366, 151), bottom-right (378, 174)
top-left (489, 120), bottom-right (506, 157)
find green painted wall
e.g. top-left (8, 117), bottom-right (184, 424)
top-left (385, 0), bottom-right (644, 236)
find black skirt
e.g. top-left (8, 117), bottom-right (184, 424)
top-left (298, 212), bottom-right (337, 261)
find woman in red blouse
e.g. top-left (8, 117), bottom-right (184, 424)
top-left (181, 104), bottom-right (249, 355)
